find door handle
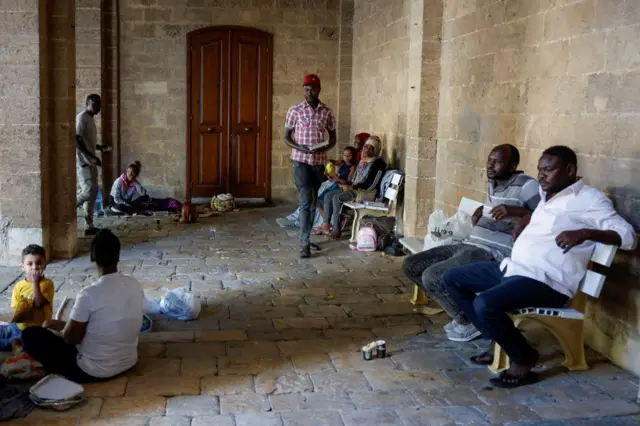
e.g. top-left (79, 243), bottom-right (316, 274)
top-left (244, 127), bottom-right (251, 132)
top-left (206, 127), bottom-right (213, 133)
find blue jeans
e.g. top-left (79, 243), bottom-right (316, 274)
top-left (0, 323), bottom-right (22, 351)
top-left (402, 244), bottom-right (493, 324)
top-left (293, 161), bottom-right (324, 245)
top-left (442, 261), bottom-right (569, 364)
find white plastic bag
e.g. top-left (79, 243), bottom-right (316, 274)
top-left (160, 288), bottom-right (201, 321)
top-left (423, 210), bottom-right (473, 251)
top-left (143, 295), bottom-right (162, 315)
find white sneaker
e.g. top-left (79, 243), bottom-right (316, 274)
top-left (443, 320), bottom-right (458, 333)
top-left (446, 322), bottom-right (482, 342)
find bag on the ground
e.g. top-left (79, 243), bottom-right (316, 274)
top-left (211, 193), bottom-right (235, 212)
top-left (361, 216), bottom-right (397, 251)
top-left (180, 202), bottom-right (197, 224)
top-left (423, 210), bottom-right (472, 251)
top-left (355, 189), bottom-right (377, 203)
top-left (94, 187), bottom-right (104, 216)
top-left (160, 288), bottom-right (201, 321)
top-left (0, 385), bottom-right (35, 421)
top-left (0, 352), bottom-right (45, 380)
top-left (356, 224), bottom-right (378, 252)
top-left (143, 295), bottom-right (162, 315)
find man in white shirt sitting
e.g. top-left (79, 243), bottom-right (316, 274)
top-left (22, 229), bottom-right (143, 382)
top-left (442, 145), bottom-right (637, 389)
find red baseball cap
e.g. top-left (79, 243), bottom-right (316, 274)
top-left (303, 74), bottom-right (321, 88)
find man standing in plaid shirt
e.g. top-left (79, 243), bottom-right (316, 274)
top-left (284, 74), bottom-right (337, 258)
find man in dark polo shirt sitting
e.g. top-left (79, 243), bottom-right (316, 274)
top-left (403, 144), bottom-right (540, 341)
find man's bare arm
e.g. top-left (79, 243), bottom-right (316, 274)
top-left (284, 128), bottom-right (312, 153)
top-left (556, 229), bottom-right (622, 253)
top-left (76, 135), bottom-right (101, 166)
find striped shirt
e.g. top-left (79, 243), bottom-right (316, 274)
top-left (465, 172), bottom-right (541, 260)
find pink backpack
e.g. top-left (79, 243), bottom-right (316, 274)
top-left (356, 224), bottom-right (378, 252)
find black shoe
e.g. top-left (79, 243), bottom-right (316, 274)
top-left (300, 245), bottom-right (311, 258)
top-left (84, 227), bottom-right (99, 236)
top-left (310, 243), bottom-right (321, 251)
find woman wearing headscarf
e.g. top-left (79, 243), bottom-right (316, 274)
top-left (276, 132), bottom-right (372, 230)
top-left (316, 135), bottom-right (387, 239)
top-left (353, 132), bottom-right (370, 162)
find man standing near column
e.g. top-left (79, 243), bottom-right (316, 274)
top-left (76, 94), bottom-right (103, 236)
top-left (284, 74), bottom-right (337, 258)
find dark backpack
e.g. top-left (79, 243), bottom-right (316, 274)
top-left (360, 216), bottom-right (396, 251)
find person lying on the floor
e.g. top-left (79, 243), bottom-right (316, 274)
top-left (22, 229), bottom-right (144, 383)
top-left (109, 160), bottom-right (151, 215)
top-left (442, 145), bottom-right (637, 389)
top-left (2, 245), bottom-right (55, 352)
top-left (315, 135), bottom-right (387, 239)
top-left (403, 144), bottom-right (539, 342)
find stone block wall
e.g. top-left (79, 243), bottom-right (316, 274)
top-left (119, 0), bottom-right (344, 201)
top-left (351, 0), bottom-right (410, 169)
top-left (0, 0), bottom-right (44, 262)
top-left (76, 0), bottom-right (101, 131)
top-left (437, 0), bottom-right (640, 374)
top-left (0, 0), bottom-right (77, 263)
top-left (41, 0), bottom-right (78, 260)
top-left (350, 0), bottom-right (442, 237)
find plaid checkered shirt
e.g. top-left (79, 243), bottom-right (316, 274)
top-left (285, 101), bottom-right (336, 166)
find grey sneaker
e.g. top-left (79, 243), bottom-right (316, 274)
top-left (443, 320), bottom-right (459, 333)
top-left (276, 217), bottom-right (296, 228)
top-left (446, 322), bottom-right (482, 342)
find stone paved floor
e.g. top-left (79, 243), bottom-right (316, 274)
top-left (2, 204), bottom-right (640, 425)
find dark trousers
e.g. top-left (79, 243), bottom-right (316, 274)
top-left (109, 195), bottom-right (151, 215)
top-left (293, 161), bottom-right (324, 244)
top-left (442, 261), bottom-right (569, 364)
top-left (402, 244), bottom-right (493, 324)
top-left (322, 189), bottom-right (357, 231)
top-left (22, 327), bottom-right (99, 383)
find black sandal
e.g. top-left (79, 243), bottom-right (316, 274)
top-left (470, 351), bottom-right (494, 365)
top-left (490, 371), bottom-right (540, 389)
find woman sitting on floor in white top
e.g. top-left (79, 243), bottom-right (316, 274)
top-left (109, 160), bottom-right (151, 216)
top-left (22, 229), bottom-right (143, 383)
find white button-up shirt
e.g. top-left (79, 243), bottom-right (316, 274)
top-left (501, 179), bottom-right (637, 298)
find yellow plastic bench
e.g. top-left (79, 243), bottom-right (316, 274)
top-left (489, 242), bottom-right (616, 373)
top-left (399, 197), bottom-right (617, 373)
top-left (400, 197), bottom-right (484, 305)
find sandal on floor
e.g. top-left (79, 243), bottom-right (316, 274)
top-left (489, 371), bottom-right (540, 389)
top-left (327, 230), bottom-right (341, 240)
top-left (312, 225), bottom-right (331, 236)
top-left (470, 351), bottom-right (494, 365)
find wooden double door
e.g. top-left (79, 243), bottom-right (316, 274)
top-left (187, 27), bottom-right (272, 199)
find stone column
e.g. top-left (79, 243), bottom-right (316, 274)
top-left (402, 0), bottom-right (443, 237)
top-left (0, 1), bottom-right (44, 262)
top-left (336, 0), bottom-right (354, 150)
top-left (41, 0), bottom-right (78, 259)
top-left (0, 0), bottom-right (77, 263)
top-left (101, 0), bottom-right (119, 189)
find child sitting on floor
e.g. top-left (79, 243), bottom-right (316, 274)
top-left (3, 245), bottom-right (55, 351)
